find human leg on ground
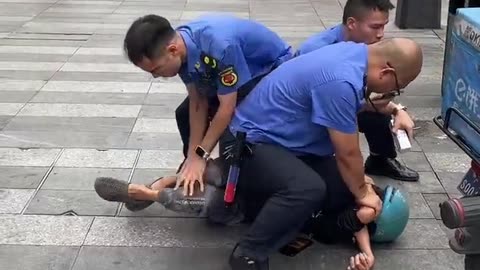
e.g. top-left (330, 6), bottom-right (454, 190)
top-left (357, 111), bottom-right (419, 181)
top-left (229, 144), bottom-right (327, 269)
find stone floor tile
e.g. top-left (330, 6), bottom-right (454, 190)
top-left (0, 115), bottom-right (11, 130)
top-left (68, 54), bottom-right (128, 64)
top-left (0, 130), bottom-right (130, 149)
top-left (425, 153), bottom-right (471, 173)
top-left (132, 118), bottom-right (178, 133)
top-left (72, 246), bottom-right (230, 270)
top-left (50, 71), bottom-right (152, 82)
top-left (0, 166), bottom-right (48, 188)
top-left (139, 105), bottom-right (177, 119)
top-left (74, 47), bottom-right (122, 55)
top-left (0, 188), bottom-right (34, 213)
top-left (4, 116), bottom-right (136, 132)
top-left (0, 148), bottom-right (60, 166)
top-left (436, 172), bottom-right (465, 196)
top-left (271, 248), bottom-right (463, 270)
top-left (399, 151), bottom-right (433, 172)
top-left (25, 190), bottom-right (118, 216)
top-left (370, 171), bottom-right (445, 193)
top-left (423, 193), bottom-right (450, 220)
top-left (143, 93), bottom-right (186, 106)
top-left (416, 135), bottom-right (466, 154)
top-left (0, 61), bottom-right (64, 71)
top-left (0, 215), bottom-right (93, 245)
top-left (0, 45), bottom-right (78, 54)
top-left (88, 89), bottom-right (143, 107)
top-left (60, 62), bottom-right (142, 73)
top-left (17, 103), bottom-right (141, 117)
top-left (0, 70), bottom-right (56, 80)
top-left (409, 192), bottom-right (435, 219)
top-left (125, 132), bottom-right (182, 150)
top-left (136, 150), bottom-right (184, 169)
top-left (0, 79), bottom-right (45, 91)
top-left (149, 82), bottom-right (185, 94)
top-left (0, 91), bottom-right (36, 103)
top-left (0, 245), bottom-right (79, 270)
top-left (84, 217), bottom-right (245, 247)
top-left (0, 102), bottom-right (24, 115)
top-left (56, 148), bottom-right (138, 168)
top-left (43, 167), bottom-right (130, 190)
top-left (40, 81), bottom-right (151, 93)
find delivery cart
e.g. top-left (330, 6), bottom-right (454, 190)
top-left (434, 1), bottom-right (480, 269)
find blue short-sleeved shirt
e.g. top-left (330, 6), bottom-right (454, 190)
top-left (295, 24), bottom-right (345, 56)
top-left (176, 14), bottom-right (293, 97)
top-left (230, 42), bottom-right (368, 157)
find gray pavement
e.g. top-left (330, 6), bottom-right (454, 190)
top-left (0, 0), bottom-right (469, 269)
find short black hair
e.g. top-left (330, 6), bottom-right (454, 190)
top-left (342, 0), bottom-right (395, 24)
top-left (123, 14), bottom-right (176, 64)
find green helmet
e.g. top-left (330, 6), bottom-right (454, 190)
top-left (371, 185), bottom-right (410, 243)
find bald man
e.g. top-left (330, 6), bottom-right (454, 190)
top-left (225, 38), bottom-right (422, 270)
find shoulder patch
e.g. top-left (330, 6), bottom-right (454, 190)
top-left (219, 66), bottom-right (238, 87)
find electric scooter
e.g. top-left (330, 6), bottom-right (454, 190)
top-left (434, 1), bottom-right (480, 269)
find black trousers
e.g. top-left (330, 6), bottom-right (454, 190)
top-left (357, 111), bottom-right (397, 159)
top-left (175, 75), bottom-right (271, 159)
top-left (232, 143), bottom-right (354, 261)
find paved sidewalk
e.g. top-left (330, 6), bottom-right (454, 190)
top-left (0, 0), bottom-right (469, 269)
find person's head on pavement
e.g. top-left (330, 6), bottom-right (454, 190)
top-left (123, 14), bottom-right (185, 78)
top-left (343, 0), bottom-right (395, 44)
top-left (366, 38), bottom-right (423, 100)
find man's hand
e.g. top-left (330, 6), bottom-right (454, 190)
top-left (176, 156), bottom-right (206, 196)
top-left (347, 253), bottom-right (375, 270)
top-left (355, 184), bottom-right (382, 218)
top-left (392, 109), bottom-right (414, 140)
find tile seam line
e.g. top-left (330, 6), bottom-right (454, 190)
top-left (19, 148), bottom-right (65, 215)
top-left (114, 148), bottom-right (142, 216)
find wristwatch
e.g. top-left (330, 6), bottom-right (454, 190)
top-left (195, 145), bottom-right (210, 161)
top-left (392, 104), bottom-right (407, 116)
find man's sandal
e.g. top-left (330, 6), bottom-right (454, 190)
top-left (94, 177), bottom-right (164, 212)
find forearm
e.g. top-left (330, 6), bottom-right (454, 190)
top-left (200, 105), bottom-right (234, 153)
top-left (335, 150), bottom-right (367, 199)
top-left (187, 96), bottom-right (209, 157)
top-left (363, 101), bottom-right (399, 116)
top-left (354, 226), bottom-right (374, 257)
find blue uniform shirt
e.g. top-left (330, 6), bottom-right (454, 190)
top-left (176, 14), bottom-right (293, 97)
top-left (230, 42), bottom-right (368, 157)
top-left (295, 24), bottom-right (345, 56)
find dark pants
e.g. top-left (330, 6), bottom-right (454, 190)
top-left (357, 111), bottom-right (397, 159)
top-left (175, 75), bottom-right (271, 159)
top-left (232, 143), bottom-right (354, 261)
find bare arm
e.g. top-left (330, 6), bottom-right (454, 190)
top-left (361, 100), bottom-right (398, 115)
top-left (327, 129), bottom-right (368, 199)
top-left (200, 91), bottom-right (237, 153)
top-left (186, 84), bottom-right (209, 158)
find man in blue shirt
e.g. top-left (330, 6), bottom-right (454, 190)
top-left (296, 0), bottom-right (419, 182)
top-left (123, 14), bottom-right (293, 197)
top-left (227, 38), bottom-right (423, 270)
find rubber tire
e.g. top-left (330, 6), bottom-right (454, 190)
top-left (465, 255), bottom-right (480, 270)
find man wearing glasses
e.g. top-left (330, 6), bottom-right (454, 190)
top-left (227, 37), bottom-right (423, 270)
top-left (296, 0), bottom-right (419, 182)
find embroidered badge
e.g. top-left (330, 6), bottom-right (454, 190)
top-left (219, 67), bottom-right (238, 87)
top-left (203, 55), bottom-right (217, 68)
